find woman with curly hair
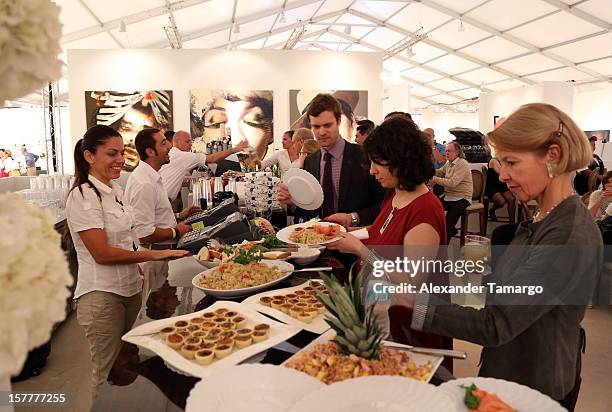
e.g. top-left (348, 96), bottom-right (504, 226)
top-left (327, 117), bottom-right (452, 368)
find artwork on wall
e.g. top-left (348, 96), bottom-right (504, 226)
top-left (289, 90), bottom-right (368, 142)
top-left (585, 130), bottom-right (610, 144)
top-left (85, 90), bottom-right (173, 171)
top-left (190, 90), bottom-right (274, 160)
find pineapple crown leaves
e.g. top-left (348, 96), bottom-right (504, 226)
top-left (316, 272), bottom-right (385, 360)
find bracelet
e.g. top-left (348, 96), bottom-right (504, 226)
top-left (170, 228), bottom-right (177, 240)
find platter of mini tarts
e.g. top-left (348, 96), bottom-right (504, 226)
top-left (241, 280), bottom-right (331, 334)
top-left (122, 300), bottom-right (300, 378)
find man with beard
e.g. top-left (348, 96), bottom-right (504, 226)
top-left (125, 128), bottom-right (201, 293)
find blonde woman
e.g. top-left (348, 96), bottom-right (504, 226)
top-left (405, 103), bottom-right (601, 411)
top-left (295, 139), bottom-right (321, 169)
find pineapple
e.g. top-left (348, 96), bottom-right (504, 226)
top-left (316, 273), bottom-right (386, 360)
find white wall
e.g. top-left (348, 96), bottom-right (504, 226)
top-left (66, 49), bottom-right (383, 173)
top-left (478, 82), bottom-right (574, 134)
top-left (382, 83), bottom-right (411, 117)
top-left (573, 85), bottom-right (612, 165)
top-left (417, 108), bottom-right (479, 143)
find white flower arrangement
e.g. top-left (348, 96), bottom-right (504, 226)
top-left (0, 193), bottom-right (72, 378)
top-left (0, 0), bottom-right (63, 104)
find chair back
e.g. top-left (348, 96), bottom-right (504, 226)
top-left (471, 168), bottom-right (486, 203)
top-left (588, 167), bottom-right (600, 192)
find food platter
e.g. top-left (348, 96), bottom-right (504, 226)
top-left (276, 222), bottom-right (346, 246)
top-left (122, 301), bottom-right (300, 379)
top-left (242, 280), bottom-right (331, 334)
top-left (283, 329), bottom-right (444, 385)
top-left (439, 377), bottom-right (566, 412)
top-left (192, 259), bottom-right (295, 298)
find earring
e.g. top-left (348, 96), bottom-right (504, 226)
top-left (546, 162), bottom-right (555, 178)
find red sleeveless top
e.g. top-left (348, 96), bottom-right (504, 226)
top-left (364, 190), bottom-right (453, 370)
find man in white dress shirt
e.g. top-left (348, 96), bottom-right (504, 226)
top-left (125, 128), bottom-right (201, 291)
top-left (160, 130), bottom-right (248, 202)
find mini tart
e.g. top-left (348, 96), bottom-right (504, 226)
top-left (303, 286), bottom-right (314, 292)
top-left (234, 335), bottom-right (253, 348)
top-left (285, 293), bottom-right (297, 300)
top-left (295, 302), bottom-right (309, 309)
top-left (297, 311), bottom-right (313, 323)
top-left (201, 312), bottom-right (216, 320)
top-left (166, 333), bottom-right (185, 350)
top-left (313, 303), bottom-right (325, 314)
top-left (289, 306), bottom-right (301, 318)
top-left (232, 316), bottom-right (247, 329)
top-left (281, 304), bottom-right (292, 314)
top-left (214, 344), bottom-right (232, 359)
top-left (184, 336), bottom-right (202, 346)
top-left (306, 308), bottom-right (319, 318)
top-left (287, 298), bottom-right (300, 305)
top-left (186, 325), bottom-right (200, 333)
top-left (174, 320), bottom-right (189, 330)
top-left (217, 337), bottom-right (235, 349)
top-left (224, 311), bottom-right (239, 319)
top-left (207, 328), bottom-right (222, 336)
top-left (298, 294), bottom-right (311, 301)
top-left (192, 330), bottom-right (207, 339)
top-left (213, 316), bottom-right (228, 324)
top-left (270, 300), bottom-right (284, 309)
top-left (204, 335), bottom-right (220, 344)
top-left (214, 308), bottom-right (229, 316)
top-left (294, 290), bottom-right (306, 296)
top-left (252, 331), bottom-right (268, 343)
top-left (201, 321), bottom-right (217, 329)
top-left (189, 317), bottom-right (206, 326)
top-left (220, 330), bottom-right (236, 339)
top-left (159, 327), bottom-right (175, 339)
top-left (253, 324), bottom-right (270, 334)
top-left (194, 349), bottom-right (214, 365)
top-left (306, 298), bottom-right (318, 305)
top-left (199, 342), bottom-right (216, 350)
top-left (272, 295), bottom-right (286, 302)
top-left (236, 328), bottom-right (253, 337)
top-left (259, 296), bottom-right (273, 306)
top-left (178, 330), bottom-right (191, 338)
top-left (180, 344), bottom-right (200, 359)
top-left (219, 322), bottom-right (235, 330)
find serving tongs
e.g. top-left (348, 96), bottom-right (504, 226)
top-left (382, 340), bottom-right (467, 359)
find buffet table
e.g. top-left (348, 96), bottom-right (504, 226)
top-left (93, 250), bottom-right (355, 410)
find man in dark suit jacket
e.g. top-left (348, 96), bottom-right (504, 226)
top-left (279, 93), bottom-right (384, 228)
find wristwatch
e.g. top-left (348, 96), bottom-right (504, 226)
top-left (350, 213), bottom-right (359, 227)
top-left (175, 212), bottom-right (181, 220)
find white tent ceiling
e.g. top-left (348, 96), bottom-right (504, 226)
top-left (22, 0), bottom-right (612, 108)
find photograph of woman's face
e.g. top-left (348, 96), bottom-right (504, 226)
top-left (190, 90), bottom-right (273, 159)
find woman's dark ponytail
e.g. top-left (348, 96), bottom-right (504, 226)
top-left (69, 125), bottom-right (122, 200)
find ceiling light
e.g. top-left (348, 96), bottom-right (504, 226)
top-left (119, 20), bottom-right (127, 33)
top-left (344, 25), bottom-right (351, 35)
top-left (406, 46), bottom-right (414, 57)
top-left (458, 20), bottom-right (465, 32)
top-left (232, 22), bottom-right (240, 34)
top-left (279, 12), bottom-right (287, 23)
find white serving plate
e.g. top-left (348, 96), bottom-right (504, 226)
top-left (122, 301), bottom-right (301, 379)
top-left (185, 364), bottom-right (324, 412)
top-left (192, 259), bottom-right (295, 298)
top-left (439, 377), bottom-right (567, 412)
top-left (276, 222), bottom-right (346, 246)
top-left (289, 375), bottom-right (457, 412)
top-left (192, 255), bottom-right (219, 269)
top-left (282, 329), bottom-right (444, 384)
top-left (282, 168), bottom-right (323, 210)
top-left (242, 280), bottom-right (331, 334)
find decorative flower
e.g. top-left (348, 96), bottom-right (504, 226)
top-left (0, 193), bottom-right (73, 377)
top-left (0, 0), bottom-right (63, 104)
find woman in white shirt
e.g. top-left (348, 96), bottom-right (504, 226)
top-left (66, 125), bottom-right (188, 400)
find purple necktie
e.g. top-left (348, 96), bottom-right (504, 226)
top-left (321, 152), bottom-right (336, 217)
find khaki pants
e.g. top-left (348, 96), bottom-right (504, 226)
top-left (26, 166), bottom-right (36, 176)
top-left (76, 290), bottom-right (141, 401)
